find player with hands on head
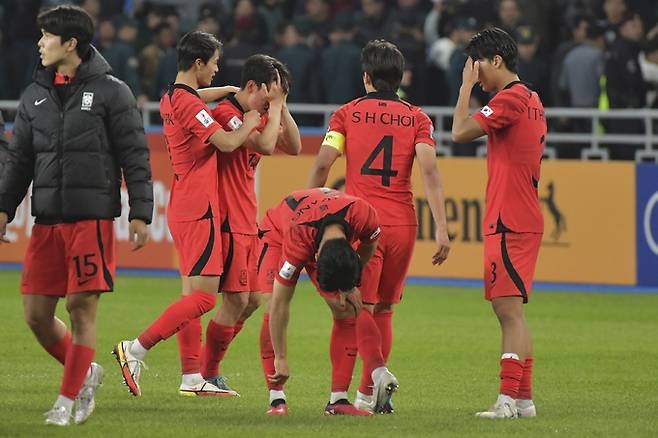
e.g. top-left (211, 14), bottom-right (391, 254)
top-left (112, 31), bottom-right (260, 399)
top-left (452, 27), bottom-right (546, 419)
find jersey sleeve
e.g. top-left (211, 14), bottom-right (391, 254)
top-left (415, 110), bottom-right (436, 146)
top-left (322, 105), bottom-right (348, 154)
top-left (174, 94), bottom-right (222, 141)
top-left (473, 87), bottom-right (529, 135)
top-left (352, 200), bottom-right (381, 244)
top-left (276, 226), bottom-right (314, 286)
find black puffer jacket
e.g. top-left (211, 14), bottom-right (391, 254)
top-left (0, 47), bottom-right (153, 224)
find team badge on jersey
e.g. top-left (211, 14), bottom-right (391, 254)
top-left (228, 115), bottom-right (243, 131)
top-left (81, 92), bottom-right (94, 111)
top-left (195, 109), bottom-right (215, 128)
top-left (480, 105), bottom-right (494, 117)
top-left (279, 261), bottom-right (297, 280)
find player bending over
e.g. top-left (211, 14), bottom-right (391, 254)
top-left (262, 188), bottom-right (398, 416)
top-left (451, 27), bottom-right (545, 419)
top-left (308, 39), bottom-right (451, 413)
top-left (113, 31), bottom-right (261, 397)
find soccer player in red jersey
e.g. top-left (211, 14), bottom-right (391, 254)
top-left (0, 6), bottom-right (152, 425)
top-left (451, 28), bottom-right (545, 419)
top-left (308, 40), bottom-right (451, 413)
top-left (174, 55), bottom-right (302, 396)
top-left (262, 188), bottom-right (398, 416)
top-left (113, 31), bottom-right (261, 398)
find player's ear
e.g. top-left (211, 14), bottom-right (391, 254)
top-left (492, 55), bottom-right (503, 69)
top-left (65, 37), bottom-right (78, 54)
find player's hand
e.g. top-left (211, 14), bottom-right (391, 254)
top-left (0, 212), bottom-right (10, 244)
top-left (339, 287), bottom-right (363, 315)
top-left (220, 85), bottom-right (240, 96)
top-left (264, 69), bottom-right (285, 104)
top-left (462, 57), bottom-right (480, 88)
top-left (243, 110), bottom-right (261, 130)
top-left (268, 357), bottom-right (290, 386)
top-left (129, 219), bottom-right (148, 251)
top-left (432, 229), bottom-right (451, 265)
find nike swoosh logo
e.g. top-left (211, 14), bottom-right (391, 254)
top-left (34, 98), bottom-right (47, 106)
top-left (77, 278), bottom-right (93, 287)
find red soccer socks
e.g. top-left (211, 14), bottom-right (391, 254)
top-left (499, 355), bottom-right (524, 398)
top-left (60, 344), bottom-right (95, 399)
top-left (45, 331), bottom-right (72, 365)
top-left (518, 356), bottom-right (533, 400)
top-left (330, 317), bottom-right (357, 392)
top-left (201, 320), bottom-right (235, 378)
top-left (138, 290), bottom-right (216, 349)
top-left (176, 316), bottom-right (202, 375)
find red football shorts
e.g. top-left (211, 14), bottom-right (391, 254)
top-left (256, 237), bottom-right (339, 299)
top-left (21, 220), bottom-right (115, 296)
top-left (169, 215), bottom-right (223, 277)
top-left (220, 232), bottom-right (259, 292)
top-left (360, 225), bottom-right (416, 305)
top-left (484, 232), bottom-right (542, 304)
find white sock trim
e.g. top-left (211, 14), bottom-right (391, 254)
top-left (130, 339), bottom-right (148, 359)
top-left (55, 395), bottom-right (74, 412)
top-left (269, 390), bottom-right (286, 403)
top-left (356, 391), bottom-right (373, 401)
top-left (330, 391), bottom-right (349, 404)
top-left (181, 373), bottom-right (203, 386)
top-left (501, 353), bottom-right (520, 360)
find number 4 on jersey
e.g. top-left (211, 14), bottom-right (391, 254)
top-left (360, 135), bottom-right (398, 187)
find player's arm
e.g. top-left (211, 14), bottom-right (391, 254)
top-left (356, 240), bottom-right (378, 265)
top-left (307, 145), bottom-right (341, 188)
top-left (197, 85), bottom-right (240, 103)
top-left (451, 57), bottom-right (486, 144)
top-left (275, 102), bottom-right (302, 155)
top-left (106, 82), bottom-right (153, 250)
top-left (268, 279), bottom-right (295, 385)
top-left (208, 110), bottom-right (262, 152)
top-left (415, 142), bottom-right (451, 265)
top-left (0, 99), bottom-right (34, 243)
top-left (244, 81), bottom-right (285, 155)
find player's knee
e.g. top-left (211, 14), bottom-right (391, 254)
top-left (24, 312), bottom-right (50, 332)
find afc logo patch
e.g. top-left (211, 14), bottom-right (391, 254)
top-left (195, 109), bottom-right (214, 128)
top-left (240, 269), bottom-right (248, 286)
top-left (81, 92), bottom-right (94, 111)
top-left (228, 116), bottom-right (243, 131)
top-left (480, 105), bottom-right (494, 118)
top-left (279, 261), bottom-right (297, 280)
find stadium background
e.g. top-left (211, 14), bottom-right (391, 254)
top-left (1, 0), bottom-right (658, 288)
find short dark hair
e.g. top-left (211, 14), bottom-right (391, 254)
top-left (37, 5), bottom-right (94, 58)
top-left (361, 39), bottom-right (404, 92)
top-left (464, 27), bottom-right (518, 73)
top-left (176, 31), bottom-right (222, 71)
top-left (241, 54), bottom-right (292, 94)
top-left (585, 18), bottom-right (605, 40)
top-left (316, 239), bottom-right (362, 293)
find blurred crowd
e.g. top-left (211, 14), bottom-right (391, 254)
top-left (1, 1), bottom-right (658, 126)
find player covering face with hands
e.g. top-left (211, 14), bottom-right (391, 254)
top-left (259, 188), bottom-right (399, 416)
top-left (452, 27), bottom-right (545, 419)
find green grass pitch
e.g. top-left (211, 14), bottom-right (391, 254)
top-left (0, 271), bottom-right (657, 437)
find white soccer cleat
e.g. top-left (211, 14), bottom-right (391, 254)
top-left (74, 362), bottom-right (104, 424)
top-left (476, 395), bottom-right (518, 419)
top-left (516, 399), bottom-right (537, 418)
top-left (372, 369), bottom-right (399, 414)
top-left (44, 406), bottom-right (71, 426)
top-left (179, 379), bottom-right (239, 397)
top-left (112, 340), bottom-right (146, 396)
top-left (354, 392), bottom-right (375, 413)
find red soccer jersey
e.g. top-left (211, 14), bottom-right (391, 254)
top-left (260, 188), bottom-right (381, 286)
top-left (473, 81), bottom-right (546, 235)
top-left (160, 84), bottom-right (222, 222)
top-left (211, 94), bottom-right (268, 234)
top-left (322, 91), bottom-right (435, 226)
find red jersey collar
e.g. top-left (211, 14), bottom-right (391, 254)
top-left (54, 72), bottom-right (74, 84)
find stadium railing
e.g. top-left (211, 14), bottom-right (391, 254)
top-left (1, 100), bottom-right (657, 162)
